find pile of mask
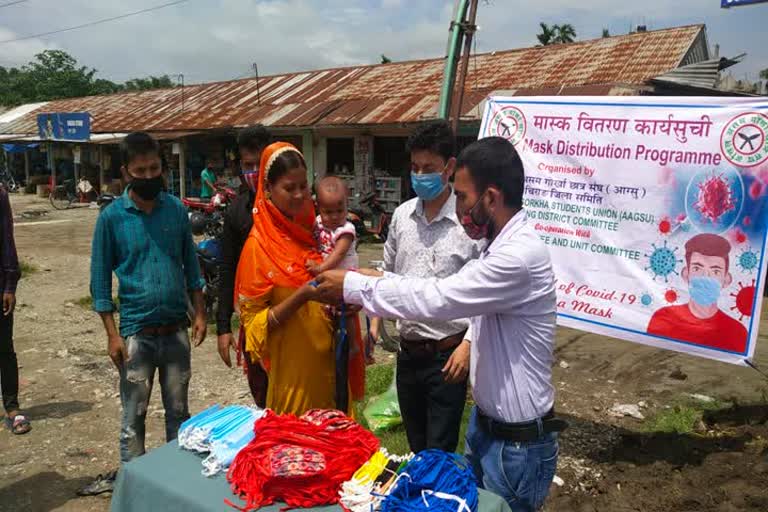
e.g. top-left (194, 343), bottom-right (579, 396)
top-left (178, 404), bottom-right (266, 477)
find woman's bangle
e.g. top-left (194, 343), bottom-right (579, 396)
top-left (269, 309), bottom-right (280, 327)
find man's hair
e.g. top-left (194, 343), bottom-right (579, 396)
top-left (456, 136), bottom-right (525, 208)
top-left (237, 125), bottom-right (270, 153)
top-left (120, 132), bottom-right (160, 167)
top-left (685, 233), bottom-right (732, 271)
top-left (406, 120), bottom-right (455, 162)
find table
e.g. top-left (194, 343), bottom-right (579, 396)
top-left (111, 441), bottom-right (512, 512)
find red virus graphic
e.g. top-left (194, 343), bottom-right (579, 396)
top-left (658, 218), bottom-right (672, 235)
top-left (749, 180), bottom-right (764, 200)
top-left (732, 228), bottom-right (748, 245)
top-left (731, 280), bottom-right (756, 321)
top-left (743, 215), bottom-right (752, 227)
top-left (664, 289), bottom-right (678, 304)
top-left (694, 172), bottom-right (736, 223)
top-left (676, 213), bottom-right (687, 223)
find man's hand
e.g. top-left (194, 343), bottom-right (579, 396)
top-left (442, 340), bottom-right (470, 384)
top-left (107, 335), bottom-right (129, 369)
top-left (217, 333), bottom-right (237, 368)
top-left (192, 314), bottom-right (208, 346)
top-left (355, 268), bottom-right (384, 278)
top-left (3, 292), bottom-right (16, 316)
top-left (314, 270), bottom-right (349, 304)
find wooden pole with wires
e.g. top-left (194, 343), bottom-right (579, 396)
top-left (450, 0), bottom-right (479, 135)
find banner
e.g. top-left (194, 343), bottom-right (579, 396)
top-left (479, 96), bottom-right (768, 365)
top-left (36, 112), bottom-right (91, 141)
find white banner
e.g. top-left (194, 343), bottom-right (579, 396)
top-left (479, 96), bottom-right (768, 365)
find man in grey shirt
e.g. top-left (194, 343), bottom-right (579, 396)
top-left (370, 121), bottom-right (481, 452)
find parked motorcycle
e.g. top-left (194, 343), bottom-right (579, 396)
top-left (196, 237), bottom-right (222, 323)
top-left (182, 186), bottom-right (237, 215)
top-left (185, 187), bottom-right (235, 239)
top-left (348, 191), bottom-right (390, 243)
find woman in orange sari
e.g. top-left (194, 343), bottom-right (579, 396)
top-left (235, 142), bottom-right (362, 415)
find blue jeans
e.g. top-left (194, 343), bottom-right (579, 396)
top-left (119, 330), bottom-right (191, 464)
top-left (464, 407), bottom-right (559, 512)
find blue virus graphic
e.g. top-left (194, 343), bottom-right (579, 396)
top-left (737, 248), bottom-right (759, 273)
top-left (645, 240), bottom-right (682, 282)
top-left (641, 293), bottom-right (653, 307)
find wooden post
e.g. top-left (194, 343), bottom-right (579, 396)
top-left (98, 146), bottom-right (106, 193)
top-left (23, 150), bottom-right (30, 186)
top-left (48, 142), bottom-right (55, 191)
top-left (179, 141), bottom-right (187, 199)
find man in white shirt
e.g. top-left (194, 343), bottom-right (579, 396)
top-left (369, 121), bottom-right (481, 454)
top-left (314, 137), bottom-right (564, 512)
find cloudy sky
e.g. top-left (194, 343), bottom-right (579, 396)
top-left (0, 0), bottom-right (766, 85)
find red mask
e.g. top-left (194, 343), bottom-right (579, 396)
top-left (460, 192), bottom-right (491, 240)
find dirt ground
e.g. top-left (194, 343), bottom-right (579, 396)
top-left (1, 193), bottom-right (767, 512)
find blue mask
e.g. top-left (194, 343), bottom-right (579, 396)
top-left (689, 276), bottom-right (721, 307)
top-left (411, 172), bottom-right (445, 201)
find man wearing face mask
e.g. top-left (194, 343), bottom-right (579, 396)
top-left (216, 125), bottom-right (271, 406)
top-left (647, 233), bottom-right (747, 353)
top-left (84, 132), bottom-right (206, 495)
top-left (314, 137), bottom-right (565, 512)
top-left (368, 120), bottom-right (481, 454)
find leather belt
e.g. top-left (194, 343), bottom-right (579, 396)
top-left (477, 407), bottom-right (568, 442)
top-left (401, 331), bottom-right (465, 358)
top-left (139, 323), bottom-right (184, 337)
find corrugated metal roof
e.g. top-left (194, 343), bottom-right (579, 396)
top-left (1, 24), bottom-right (704, 137)
top-left (653, 54), bottom-right (745, 89)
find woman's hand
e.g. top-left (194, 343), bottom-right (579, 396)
top-left (306, 259), bottom-right (321, 276)
top-left (355, 268), bottom-right (384, 278)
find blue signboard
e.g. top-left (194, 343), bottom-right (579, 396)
top-left (722, 0), bottom-right (768, 7)
top-left (36, 112), bottom-right (91, 141)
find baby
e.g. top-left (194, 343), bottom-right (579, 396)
top-left (308, 176), bottom-right (358, 275)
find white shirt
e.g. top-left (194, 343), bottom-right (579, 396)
top-left (344, 210), bottom-right (557, 423)
top-left (384, 191), bottom-right (482, 340)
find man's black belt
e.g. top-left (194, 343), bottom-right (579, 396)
top-left (477, 407), bottom-right (568, 442)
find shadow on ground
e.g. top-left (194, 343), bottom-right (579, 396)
top-left (21, 400), bottom-right (93, 420)
top-left (0, 471), bottom-right (95, 511)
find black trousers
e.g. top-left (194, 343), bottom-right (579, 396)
top-left (0, 313), bottom-right (19, 413)
top-left (396, 344), bottom-right (468, 453)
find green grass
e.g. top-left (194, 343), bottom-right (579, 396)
top-left (358, 362), bottom-right (473, 455)
top-left (19, 260), bottom-right (38, 278)
top-left (643, 398), bottom-right (726, 435)
top-left (75, 295), bottom-right (119, 309)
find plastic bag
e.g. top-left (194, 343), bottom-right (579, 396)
top-left (363, 366), bottom-right (402, 433)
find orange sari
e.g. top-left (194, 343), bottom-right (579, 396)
top-left (234, 143), bottom-right (364, 415)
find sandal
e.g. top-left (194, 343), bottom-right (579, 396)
top-left (5, 414), bottom-right (32, 435)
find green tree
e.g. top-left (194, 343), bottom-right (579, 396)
top-left (123, 75), bottom-right (175, 92)
top-left (602, 28), bottom-right (611, 38)
top-left (553, 24), bottom-right (577, 44)
top-left (537, 22), bottom-right (555, 45)
top-left (760, 68), bottom-right (768, 80)
top-left (380, 54), bottom-right (392, 64)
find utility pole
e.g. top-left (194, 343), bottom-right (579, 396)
top-left (450, 0), bottom-right (479, 134)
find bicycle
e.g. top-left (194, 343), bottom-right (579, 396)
top-left (0, 167), bottom-right (19, 193)
top-left (49, 179), bottom-right (77, 210)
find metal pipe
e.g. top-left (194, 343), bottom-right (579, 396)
top-left (450, 0), bottom-right (479, 134)
top-left (437, 0), bottom-right (470, 120)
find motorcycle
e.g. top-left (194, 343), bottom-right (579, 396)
top-left (196, 237), bottom-right (222, 323)
top-left (182, 186), bottom-right (237, 215)
top-left (348, 191), bottom-right (390, 243)
top-left (184, 186), bottom-right (235, 239)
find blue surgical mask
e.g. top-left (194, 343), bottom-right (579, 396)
top-left (689, 276), bottom-right (721, 307)
top-left (411, 172), bottom-right (445, 201)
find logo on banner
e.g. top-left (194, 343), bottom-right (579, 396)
top-left (488, 106), bottom-right (527, 145)
top-left (720, 112), bottom-right (768, 167)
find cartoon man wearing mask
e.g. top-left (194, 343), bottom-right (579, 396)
top-left (647, 233), bottom-right (747, 353)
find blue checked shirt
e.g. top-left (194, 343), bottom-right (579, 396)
top-left (90, 190), bottom-right (205, 337)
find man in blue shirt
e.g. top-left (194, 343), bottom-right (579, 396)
top-left (83, 132), bottom-right (206, 495)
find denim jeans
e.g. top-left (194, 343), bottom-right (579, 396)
top-left (464, 406), bottom-right (559, 512)
top-left (119, 330), bottom-right (191, 464)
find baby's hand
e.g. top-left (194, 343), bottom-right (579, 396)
top-left (306, 260), bottom-right (320, 276)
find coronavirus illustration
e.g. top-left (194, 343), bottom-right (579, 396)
top-left (743, 215), bottom-right (752, 227)
top-left (664, 289), bottom-right (678, 304)
top-left (731, 280), bottom-right (756, 321)
top-left (645, 241), bottom-right (682, 282)
top-left (640, 293), bottom-right (653, 307)
top-left (693, 172), bottom-right (736, 223)
top-left (749, 180), bottom-right (764, 200)
top-left (732, 228), bottom-right (748, 245)
top-left (658, 218), bottom-right (672, 235)
top-left (737, 247), bottom-right (759, 273)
